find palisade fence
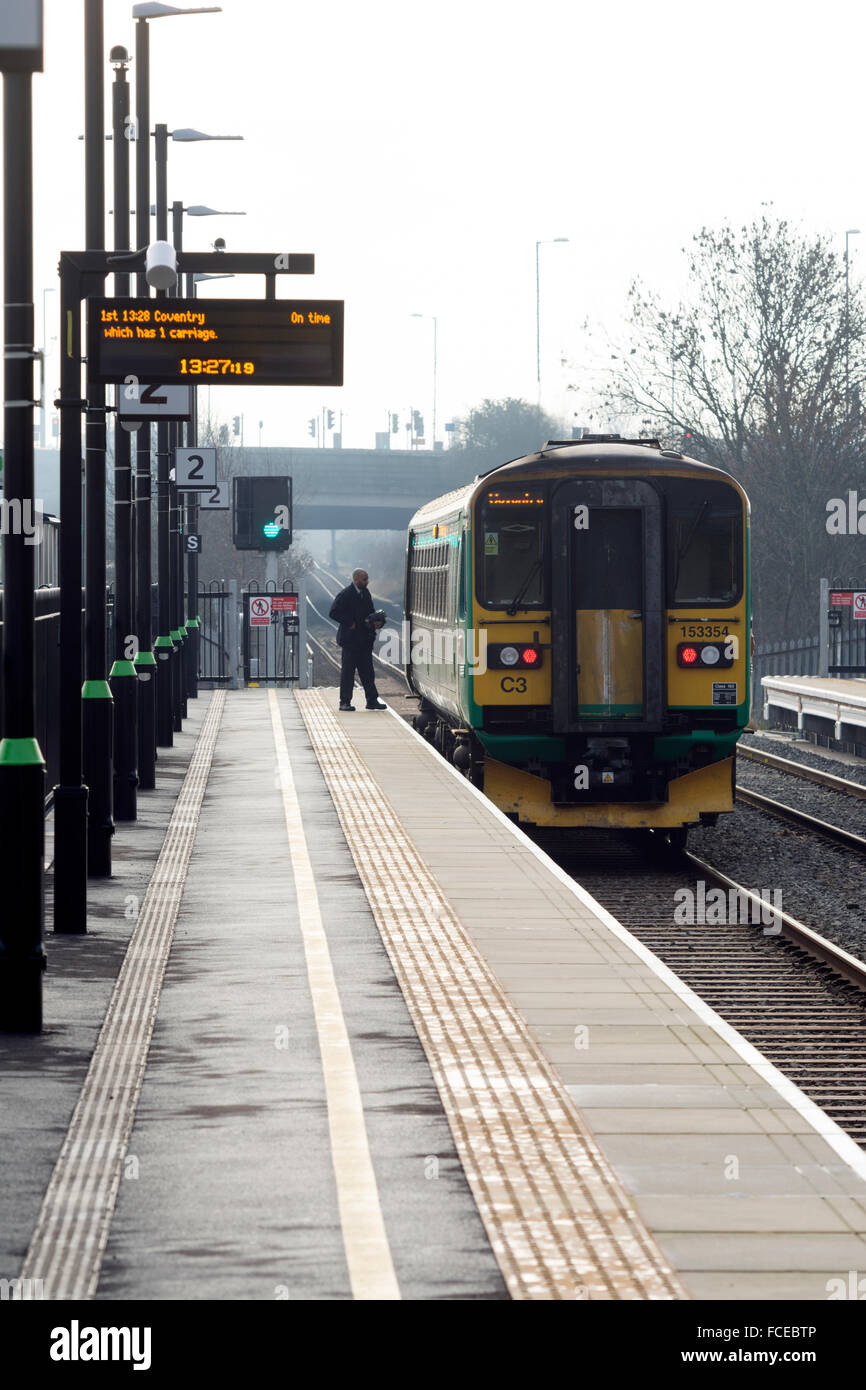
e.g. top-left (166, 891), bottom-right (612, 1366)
top-left (752, 627), bottom-right (866, 719)
top-left (751, 636), bottom-right (819, 716)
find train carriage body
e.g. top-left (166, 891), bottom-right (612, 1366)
top-left (405, 437), bottom-right (750, 841)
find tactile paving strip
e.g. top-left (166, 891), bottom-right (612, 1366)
top-left (20, 691), bottom-right (226, 1300)
top-left (295, 689), bottom-right (688, 1301)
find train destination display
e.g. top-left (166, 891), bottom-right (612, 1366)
top-left (87, 298), bottom-right (344, 387)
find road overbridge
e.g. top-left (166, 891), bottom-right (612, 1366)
top-left (224, 446), bottom-right (479, 530)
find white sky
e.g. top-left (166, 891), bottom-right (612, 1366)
top-left (22, 0), bottom-right (866, 448)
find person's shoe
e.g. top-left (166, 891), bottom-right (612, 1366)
top-left (365, 700), bottom-right (387, 710)
top-left (339, 702), bottom-right (355, 711)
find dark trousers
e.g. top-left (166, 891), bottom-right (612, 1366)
top-left (339, 643), bottom-right (379, 706)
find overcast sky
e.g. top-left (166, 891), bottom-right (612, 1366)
top-left (24, 0), bottom-right (866, 450)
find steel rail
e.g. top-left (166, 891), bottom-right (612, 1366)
top-left (738, 744), bottom-right (866, 799)
top-left (734, 784), bottom-right (866, 854)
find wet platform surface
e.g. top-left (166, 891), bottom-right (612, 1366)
top-left (2, 686), bottom-right (866, 1300)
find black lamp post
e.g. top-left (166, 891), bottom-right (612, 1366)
top-left (131, 1), bottom-right (223, 768)
top-left (83, 0), bottom-right (114, 878)
top-left (109, 45), bottom-right (138, 821)
top-left (0, 1), bottom-right (46, 1029)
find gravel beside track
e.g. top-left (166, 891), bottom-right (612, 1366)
top-left (741, 730), bottom-right (866, 787)
top-left (689, 805), bottom-right (866, 964)
top-left (736, 760), bottom-right (866, 839)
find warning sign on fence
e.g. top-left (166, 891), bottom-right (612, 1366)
top-left (249, 596), bottom-right (271, 627)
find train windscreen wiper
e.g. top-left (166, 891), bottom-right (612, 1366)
top-left (672, 500), bottom-right (709, 593)
top-left (506, 558), bottom-right (542, 616)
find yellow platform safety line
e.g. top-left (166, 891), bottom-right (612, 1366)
top-left (268, 690), bottom-right (400, 1302)
top-left (296, 688), bottom-right (687, 1301)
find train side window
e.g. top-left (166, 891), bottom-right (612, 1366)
top-left (457, 534), bottom-right (466, 620)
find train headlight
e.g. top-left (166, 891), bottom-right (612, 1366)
top-left (500, 645), bottom-right (520, 666)
top-left (701, 644), bottom-right (721, 665)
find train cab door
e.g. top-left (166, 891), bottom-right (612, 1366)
top-left (551, 478), bottom-right (664, 732)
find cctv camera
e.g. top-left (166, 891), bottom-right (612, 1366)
top-left (145, 240), bottom-right (177, 290)
top-left (213, 237), bottom-right (226, 252)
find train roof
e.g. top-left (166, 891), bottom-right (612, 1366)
top-left (409, 437), bottom-right (744, 529)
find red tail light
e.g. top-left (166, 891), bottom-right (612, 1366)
top-left (521, 647), bottom-right (539, 666)
top-left (680, 646), bottom-right (699, 665)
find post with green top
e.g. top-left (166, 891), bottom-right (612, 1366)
top-left (0, 4), bottom-right (46, 1030)
top-left (82, 0), bottom-right (114, 875)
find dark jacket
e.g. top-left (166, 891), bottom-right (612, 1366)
top-left (329, 583), bottom-right (375, 648)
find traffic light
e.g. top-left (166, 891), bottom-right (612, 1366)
top-left (232, 475), bottom-right (293, 550)
top-left (218, 424), bottom-right (228, 445)
top-left (233, 415), bottom-right (241, 437)
top-left (412, 410), bottom-right (424, 435)
top-left (307, 418), bottom-right (316, 437)
top-left (391, 413), bottom-right (399, 433)
top-left (326, 409), bottom-right (335, 430)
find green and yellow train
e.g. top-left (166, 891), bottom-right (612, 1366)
top-left (404, 436), bottom-right (751, 846)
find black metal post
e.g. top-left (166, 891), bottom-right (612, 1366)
top-left (0, 67), bottom-right (46, 1029)
top-left (171, 201), bottom-right (187, 724)
top-left (110, 49), bottom-right (137, 821)
top-left (153, 123), bottom-right (175, 741)
top-left (133, 15), bottom-right (156, 785)
top-left (54, 256), bottom-right (88, 935)
top-left (184, 269), bottom-right (200, 697)
top-left (156, 415), bottom-right (173, 745)
top-left (83, 0), bottom-right (113, 876)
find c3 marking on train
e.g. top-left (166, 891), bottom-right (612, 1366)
top-left (500, 676), bottom-right (527, 693)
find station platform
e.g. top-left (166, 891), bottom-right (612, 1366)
top-left (4, 686), bottom-right (866, 1302)
top-left (763, 673), bottom-right (866, 744)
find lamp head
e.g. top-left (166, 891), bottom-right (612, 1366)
top-left (145, 239), bottom-right (177, 289)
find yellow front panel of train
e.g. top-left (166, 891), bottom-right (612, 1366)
top-left (576, 608), bottom-right (643, 717)
top-left (666, 598), bottom-right (749, 708)
top-left (472, 620), bottom-right (552, 705)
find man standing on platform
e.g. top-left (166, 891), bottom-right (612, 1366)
top-left (329, 568), bottom-right (387, 711)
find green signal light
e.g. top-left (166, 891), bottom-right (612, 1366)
top-left (262, 521), bottom-right (281, 538)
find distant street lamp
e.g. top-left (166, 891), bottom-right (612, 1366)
top-left (845, 228), bottom-right (860, 413)
top-left (536, 237), bottom-right (568, 403)
top-left (410, 312), bottom-right (438, 448)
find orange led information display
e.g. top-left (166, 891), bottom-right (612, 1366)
top-left (87, 297), bottom-right (344, 386)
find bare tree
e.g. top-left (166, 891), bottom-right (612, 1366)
top-left (602, 216), bottom-right (866, 638)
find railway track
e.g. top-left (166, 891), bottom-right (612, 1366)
top-left (738, 743), bottom-right (866, 799)
top-left (735, 745), bottom-right (866, 853)
top-left (535, 828), bottom-right (866, 1147)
